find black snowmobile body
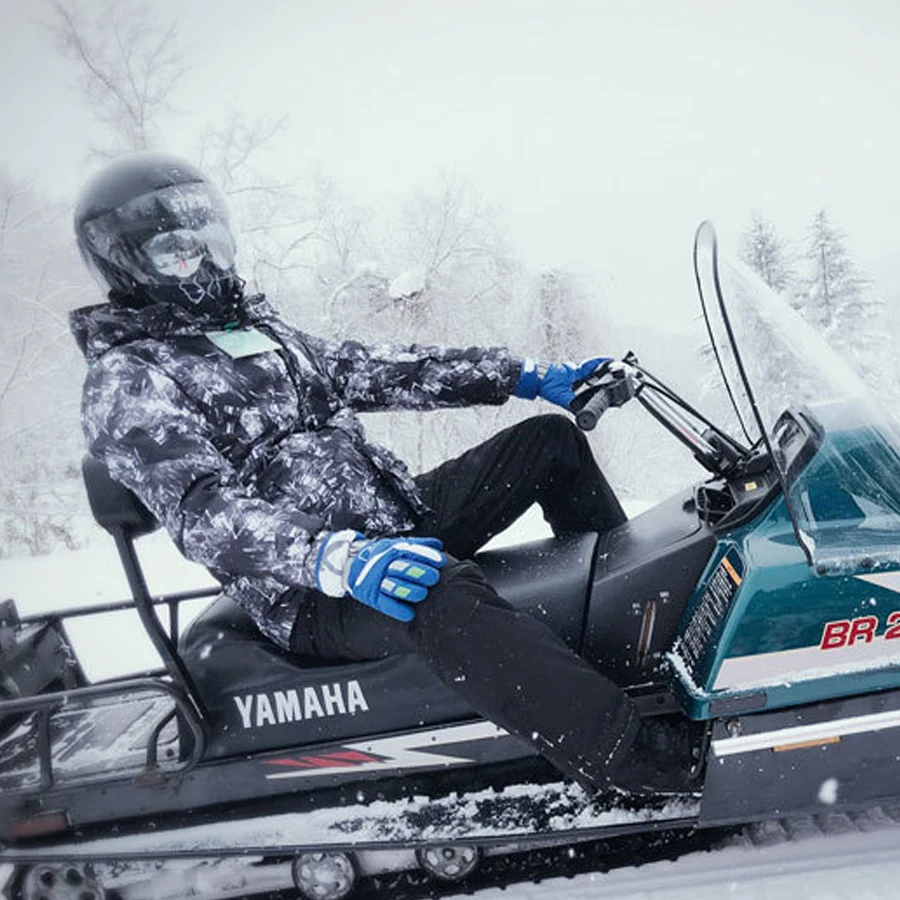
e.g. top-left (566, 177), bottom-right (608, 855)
top-left (0, 464), bottom-right (714, 834)
top-left (6, 222), bottom-right (900, 900)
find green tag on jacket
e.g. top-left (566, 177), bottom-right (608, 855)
top-left (205, 327), bottom-right (281, 359)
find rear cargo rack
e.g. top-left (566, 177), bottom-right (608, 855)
top-left (0, 456), bottom-right (223, 796)
top-left (0, 675), bottom-right (207, 791)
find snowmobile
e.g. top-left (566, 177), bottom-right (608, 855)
top-left (4, 220), bottom-right (900, 900)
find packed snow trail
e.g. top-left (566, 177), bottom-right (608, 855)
top-left (389, 808), bottom-right (900, 900)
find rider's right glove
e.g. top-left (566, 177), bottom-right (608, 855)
top-left (514, 358), bottom-right (611, 410)
top-left (314, 530), bottom-right (446, 622)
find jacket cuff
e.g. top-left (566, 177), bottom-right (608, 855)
top-left (514, 359), bottom-right (540, 399)
top-left (313, 529), bottom-right (359, 596)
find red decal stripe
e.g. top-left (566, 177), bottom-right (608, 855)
top-left (264, 749), bottom-right (386, 770)
top-left (265, 758), bottom-right (317, 768)
top-left (323, 750), bottom-right (381, 764)
top-left (303, 755), bottom-right (355, 769)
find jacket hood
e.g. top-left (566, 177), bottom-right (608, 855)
top-left (70, 293), bottom-right (277, 363)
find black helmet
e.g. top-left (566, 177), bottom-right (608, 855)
top-left (74, 152), bottom-right (243, 324)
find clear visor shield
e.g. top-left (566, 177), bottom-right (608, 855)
top-left (142, 223), bottom-right (235, 279)
top-left (82, 182), bottom-right (236, 285)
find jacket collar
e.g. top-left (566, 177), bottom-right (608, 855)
top-left (69, 293), bottom-right (279, 363)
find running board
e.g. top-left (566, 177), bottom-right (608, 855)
top-left (0, 781), bottom-right (700, 863)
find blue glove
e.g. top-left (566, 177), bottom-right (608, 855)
top-left (315, 531), bottom-right (446, 622)
top-left (515, 358), bottom-right (610, 410)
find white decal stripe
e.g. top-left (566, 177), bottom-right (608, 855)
top-left (265, 720), bottom-right (507, 780)
top-left (858, 572), bottom-right (900, 594)
top-left (712, 707), bottom-right (900, 757)
top-left (713, 641), bottom-right (900, 691)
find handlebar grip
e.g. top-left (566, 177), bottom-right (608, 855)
top-left (574, 388), bottom-right (611, 431)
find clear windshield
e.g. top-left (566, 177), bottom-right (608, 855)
top-left (696, 222), bottom-right (900, 570)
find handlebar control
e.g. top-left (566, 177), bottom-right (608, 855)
top-left (571, 361), bottom-right (638, 431)
top-left (575, 389), bottom-right (612, 431)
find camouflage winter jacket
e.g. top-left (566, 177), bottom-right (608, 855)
top-left (70, 293), bottom-right (522, 648)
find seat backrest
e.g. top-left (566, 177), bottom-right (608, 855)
top-left (82, 456), bottom-right (159, 538)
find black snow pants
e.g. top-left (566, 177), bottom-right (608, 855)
top-left (289, 414), bottom-right (640, 791)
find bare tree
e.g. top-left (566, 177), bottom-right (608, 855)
top-left (0, 170), bottom-right (90, 556)
top-left (391, 171), bottom-right (521, 343)
top-left (315, 174), bottom-right (374, 282)
top-left (326, 173), bottom-right (529, 472)
top-left (197, 109), bottom-right (321, 301)
top-left (9, 4), bottom-right (301, 555)
top-left (48, 0), bottom-right (189, 155)
top-left (198, 110), bottom-right (289, 194)
top-left (49, 0), bottom-right (317, 307)
top-left (530, 268), bottom-right (610, 364)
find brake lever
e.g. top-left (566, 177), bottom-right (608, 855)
top-left (572, 361), bottom-right (639, 407)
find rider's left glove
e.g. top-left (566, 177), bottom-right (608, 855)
top-left (514, 358), bottom-right (610, 410)
top-left (314, 531), bottom-right (446, 622)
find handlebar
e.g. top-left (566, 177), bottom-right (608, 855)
top-left (572, 361), bottom-right (638, 431)
top-left (574, 388), bottom-right (612, 431)
top-left (572, 354), bottom-right (754, 476)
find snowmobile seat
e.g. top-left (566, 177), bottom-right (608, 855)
top-left (178, 533), bottom-right (597, 758)
top-left (80, 455), bottom-right (599, 759)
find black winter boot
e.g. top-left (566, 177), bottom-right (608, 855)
top-left (608, 716), bottom-right (702, 798)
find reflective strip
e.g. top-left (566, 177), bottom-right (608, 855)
top-left (712, 707), bottom-right (900, 757)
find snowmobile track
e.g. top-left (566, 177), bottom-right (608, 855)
top-left (7, 804), bottom-right (899, 900)
top-left (351, 804), bottom-right (900, 900)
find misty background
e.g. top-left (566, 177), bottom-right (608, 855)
top-left (1, 0), bottom-right (898, 560)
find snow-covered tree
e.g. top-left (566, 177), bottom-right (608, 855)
top-left (400, 175), bottom-right (521, 469)
top-left (738, 211), bottom-right (795, 294)
top-left (309, 175), bottom-right (379, 334)
top-left (533, 269), bottom-right (584, 362)
top-left (529, 268), bottom-right (613, 365)
top-left (799, 210), bottom-right (868, 333)
top-left (797, 210), bottom-right (894, 400)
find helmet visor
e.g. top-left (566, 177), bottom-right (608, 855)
top-left (142, 222), bottom-right (235, 279)
top-left (81, 181), bottom-right (236, 286)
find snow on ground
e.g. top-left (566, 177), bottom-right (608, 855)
top-left (443, 820), bottom-right (900, 900)
top-left (0, 526), bottom-right (218, 682)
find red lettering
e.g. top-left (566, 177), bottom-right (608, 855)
top-left (820, 620), bottom-right (851, 650)
top-left (885, 612), bottom-right (900, 641)
top-left (848, 616), bottom-right (879, 645)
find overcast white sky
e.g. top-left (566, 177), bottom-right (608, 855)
top-left (1, 0), bottom-right (898, 321)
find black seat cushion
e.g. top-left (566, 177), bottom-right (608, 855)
top-left (179, 534), bottom-right (596, 758)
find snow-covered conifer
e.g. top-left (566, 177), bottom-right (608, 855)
top-left (738, 211), bottom-right (795, 295)
top-left (799, 210), bottom-right (894, 403)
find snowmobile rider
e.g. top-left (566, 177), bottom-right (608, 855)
top-left (69, 152), bottom-right (688, 799)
